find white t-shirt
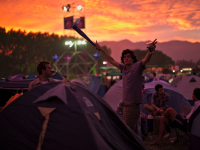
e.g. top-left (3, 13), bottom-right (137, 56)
top-left (186, 100), bottom-right (200, 120)
top-left (41, 81), bottom-right (48, 84)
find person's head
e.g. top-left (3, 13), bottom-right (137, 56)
top-left (153, 72), bottom-right (156, 77)
top-left (37, 60), bottom-right (52, 77)
top-left (142, 76), bottom-right (145, 80)
top-left (155, 84), bottom-right (164, 95)
top-left (192, 88), bottom-right (200, 101)
top-left (121, 49), bottom-right (137, 65)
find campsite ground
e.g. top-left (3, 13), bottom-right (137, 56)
top-left (143, 131), bottom-right (189, 150)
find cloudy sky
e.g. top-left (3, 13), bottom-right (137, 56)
top-left (1, 0), bottom-right (200, 42)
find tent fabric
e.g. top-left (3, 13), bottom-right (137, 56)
top-left (176, 75), bottom-right (200, 100)
top-left (103, 79), bottom-right (123, 111)
top-left (0, 79), bottom-right (32, 107)
top-left (103, 80), bottom-right (190, 115)
top-left (70, 78), bottom-right (88, 87)
top-left (0, 79), bottom-right (34, 89)
top-left (170, 75), bottom-right (183, 87)
top-left (0, 82), bottom-right (148, 150)
top-left (9, 74), bottom-right (26, 80)
top-left (50, 72), bottom-right (68, 81)
top-left (87, 76), bottom-right (106, 97)
top-left (87, 76), bottom-right (101, 94)
top-left (26, 75), bottom-right (37, 79)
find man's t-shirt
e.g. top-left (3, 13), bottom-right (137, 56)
top-left (119, 61), bottom-right (144, 104)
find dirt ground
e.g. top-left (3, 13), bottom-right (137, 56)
top-left (143, 131), bottom-right (190, 150)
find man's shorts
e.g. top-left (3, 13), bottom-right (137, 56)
top-left (168, 114), bottom-right (188, 132)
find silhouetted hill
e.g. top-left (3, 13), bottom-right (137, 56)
top-left (99, 40), bottom-right (200, 63)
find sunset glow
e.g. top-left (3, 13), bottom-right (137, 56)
top-left (0, 0), bottom-right (200, 42)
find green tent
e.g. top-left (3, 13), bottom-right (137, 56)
top-left (108, 71), bottom-right (122, 76)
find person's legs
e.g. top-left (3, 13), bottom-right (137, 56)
top-left (123, 104), bottom-right (140, 135)
top-left (156, 116), bottom-right (168, 142)
top-left (144, 104), bottom-right (161, 133)
top-left (153, 116), bottom-right (160, 133)
top-left (155, 107), bottom-right (178, 143)
top-left (163, 107), bottom-right (177, 121)
top-left (144, 104), bottom-right (155, 112)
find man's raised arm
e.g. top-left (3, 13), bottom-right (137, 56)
top-left (95, 41), bottom-right (120, 69)
top-left (142, 39), bottom-right (157, 66)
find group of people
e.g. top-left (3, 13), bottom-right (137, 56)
top-left (95, 39), bottom-right (200, 148)
top-left (29, 39), bottom-right (200, 149)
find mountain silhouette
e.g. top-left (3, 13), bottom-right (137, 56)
top-left (99, 40), bottom-right (200, 63)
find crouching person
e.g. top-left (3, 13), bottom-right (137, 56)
top-left (144, 84), bottom-right (170, 133)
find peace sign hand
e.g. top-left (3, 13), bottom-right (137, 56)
top-left (146, 39), bottom-right (157, 54)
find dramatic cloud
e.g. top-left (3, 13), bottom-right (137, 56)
top-left (0, 0), bottom-right (200, 42)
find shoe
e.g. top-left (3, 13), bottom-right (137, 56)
top-left (164, 133), bottom-right (170, 138)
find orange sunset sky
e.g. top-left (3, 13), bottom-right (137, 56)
top-left (0, 0), bottom-right (200, 43)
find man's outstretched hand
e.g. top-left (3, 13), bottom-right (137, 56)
top-left (147, 39), bottom-right (157, 54)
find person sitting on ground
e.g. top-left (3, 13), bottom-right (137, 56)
top-left (144, 84), bottom-right (170, 133)
top-left (153, 88), bottom-right (200, 144)
top-left (153, 72), bottom-right (159, 81)
top-left (28, 60), bottom-right (56, 91)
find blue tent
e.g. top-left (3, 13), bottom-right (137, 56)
top-left (50, 72), bottom-right (68, 81)
top-left (87, 76), bottom-right (106, 97)
top-left (26, 75), bottom-right (37, 79)
top-left (141, 81), bottom-right (190, 115)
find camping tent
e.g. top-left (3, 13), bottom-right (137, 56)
top-left (103, 79), bottom-right (123, 111)
top-left (26, 74), bottom-right (37, 79)
top-left (141, 81), bottom-right (190, 115)
top-left (170, 75), bottom-right (183, 87)
top-left (50, 72), bottom-right (68, 81)
top-left (0, 79), bottom-right (34, 107)
top-left (87, 76), bottom-right (106, 97)
top-left (9, 74), bottom-right (26, 80)
top-left (103, 80), bottom-right (190, 114)
top-left (176, 75), bottom-right (200, 100)
top-left (0, 82), bottom-right (147, 150)
top-left (70, 78), bottom-right (88, 87)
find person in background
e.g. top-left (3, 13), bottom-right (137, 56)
top-left (144, 84), bottom-right (170, 133)
top-left (153, 88), bottom-right (200, 145)
top-left (104, 73), bottom-right (110, 92)
top-left (153, 72), bottom-right (159, 81)
top-left (28, 60), bottom-right (55, 91)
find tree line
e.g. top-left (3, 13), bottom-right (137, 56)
top-left (1, 27), bottom-right (199, 78)
top-left (0, 27), bottom-right (111, 78)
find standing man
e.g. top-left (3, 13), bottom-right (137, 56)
top-left (28, 60), bottom-right (56, 91)
top-left (95, 39), bottom-right (157, 135)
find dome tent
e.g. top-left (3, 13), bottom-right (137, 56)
top-left (103, 80), bottom-right (190, 115)
top-left (0, 82), bottom-right (147, 150)
top-left (70, 78), bottom-right (88, 87)
top-left (141, 81), bottom-right (190, 115)
top-left (176, 75), bottom-right (200, 100)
